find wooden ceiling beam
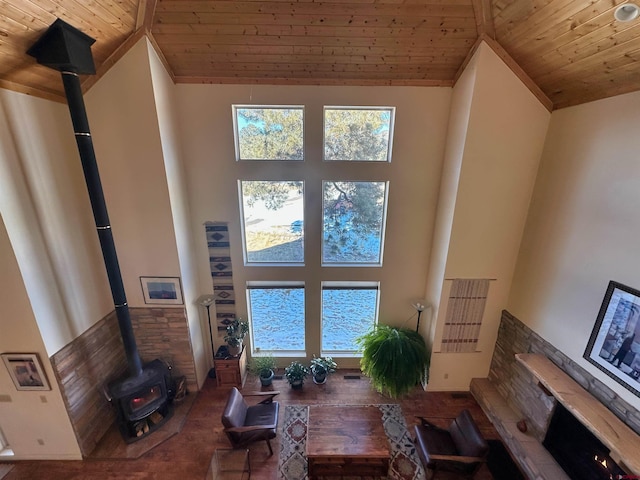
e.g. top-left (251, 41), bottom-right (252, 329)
top-left (175, 76), bottom-right (454, 87)
top-left (472, 0), bottom-right (495, 39)
top-left (136, 0), bottom-right (158, 31)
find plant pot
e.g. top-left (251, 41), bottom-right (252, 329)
top-left (227, 344), bottom-right (242, 357)
top-left (290, 379), bottom-right (303, 389)
top-left (260, 370), bottom-right (275, 387)
top-left (313, 372), bottom-right (327, 384)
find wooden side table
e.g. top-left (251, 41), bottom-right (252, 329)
top-left (214, 346), bottom-right (247, 388)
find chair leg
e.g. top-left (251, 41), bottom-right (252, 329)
top-left (266, 438), bottom-right (273, 456)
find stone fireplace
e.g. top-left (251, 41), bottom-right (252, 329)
top-left (471, 310), bottom-right (640, 480)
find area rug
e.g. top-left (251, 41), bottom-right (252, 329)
top-left (277, 404), bottom-right (426, 480)
top-left (0, 463), bottom-right (14, 480)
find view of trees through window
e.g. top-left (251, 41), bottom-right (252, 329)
top-left (240, 181), bottom-right (304, 263)
top-left (324, 107), bottom-right (394, 162)
top-left (323, 181), bottom-right (387, 264)
top-left (234, 106), bottom-right (304, 161)
top-left (234, 105), bottom-right (393, 354)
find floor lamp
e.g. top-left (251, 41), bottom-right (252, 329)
top-left (196, 294), bottom-right (216, 378)
top-left (412, 300), bottom-right (427, 332)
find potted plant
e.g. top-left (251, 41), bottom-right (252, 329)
top-left (357, 324), bottom-right (430, 398)
top-left (310, 355), bottom-right (337, 384)
top-left (284, 361), bottom-right (309, 389)
top-left (224, 318), bottom-right (249, 357)
top-left (249, 354), bottom-right (277, 387)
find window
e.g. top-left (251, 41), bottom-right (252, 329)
top-left (322, 181), bottom-right (388, 265)
top-left (233, 106), bottom-right (304, 161)
top-left (247, 284), bottom-right (305, 353)
top-left (324, 107), bottom-right (395, 162)
top-left (322, 283), bottom-right (379, 355)
top-left (239, 181), bottom-right (304, 264)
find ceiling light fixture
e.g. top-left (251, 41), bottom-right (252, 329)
top-left (614, 3), bottom-right (640, 22)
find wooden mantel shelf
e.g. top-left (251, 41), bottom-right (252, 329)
top-left (516, 353), bottom-right (640, 476)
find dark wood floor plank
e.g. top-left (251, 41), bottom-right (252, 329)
top-left (4, 369), bottom-right (499, 479)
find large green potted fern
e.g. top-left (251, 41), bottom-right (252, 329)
top-left (357, 324), bottom-right (430, 398)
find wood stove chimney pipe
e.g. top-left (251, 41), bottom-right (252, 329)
top-left (27, 19), bottom-right (143, 377)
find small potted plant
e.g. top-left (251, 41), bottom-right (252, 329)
top-left (310, 355), bottom-right (337, 384)
top-left (224, 318), bottom-right (249, 357)
top-left (284, 361), bottom-right (309, 389)
top-left (249, 354), bottom-right (277, 387)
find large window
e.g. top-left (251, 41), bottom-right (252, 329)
top-left (324, 107), bottom-right (395, 162)
top-left (233, 106), bottom-right (304, 161)
top-left (239, 181), bottom-right (304, 264)
top-left (247, 284), bottom-right (305, 353)
top-left (322, 283), bottom-right (379, 354)
top-left (234, 104), bottom-right (395, 358)
top-left (322, 181), bottom-right (388, 265)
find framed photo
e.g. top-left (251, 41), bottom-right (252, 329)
top-left (2, 353), bottom-right (50, 391)
top-left (584, 281), bottom-right (640, 398)
top-left (140, 276), bottom-right (183, 305)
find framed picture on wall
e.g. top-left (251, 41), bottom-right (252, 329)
top-left (584, 280), bottom-right (640, 398)
top-left (140, 276), bottom-right (184, 305)
top-left (2, 353), bottom-right (50, 391)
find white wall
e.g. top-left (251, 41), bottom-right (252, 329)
top-left (0, 214), bottom-right (81, 459)
top-left (174, 84), bottom-right (452, 366)
top-left (509, 90), bottom-right (640, 410)
top-left (86, 39), bottom-right (182, 307)
top-left (0, 89), bottom-right (112, 355)
top-left (427, 43), bottom-right (550, 390)
top-left (147, 41), bottom-right (208, 387)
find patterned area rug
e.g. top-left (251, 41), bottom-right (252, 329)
top-left (277, 404), bottom-right (426, 480)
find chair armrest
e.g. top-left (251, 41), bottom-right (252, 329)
top-left (225, 424), bottom-right (276, 433)
top-left (242, 391), bottom-right (280, 404)
top-left (428, 454), bottom-right (485, 464)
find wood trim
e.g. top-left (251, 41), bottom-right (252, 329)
top-left (0, 78), bottom-right (65, 103)
top-left (472, 0), bottom-right (495, 40)
top-left (480, 35), bottom-right (553, 112)
top-left (453, 36), bottom-right (483, 84)
top-left (516, 353), bottom-right (640, 476)
top-left (174, 76), bottom-right (453, 87)
top-left (136, 0), bottom-right (158, 31)
top-left (146, 32), bottom-right (176, 83)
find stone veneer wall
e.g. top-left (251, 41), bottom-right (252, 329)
top-left (51, 306), bottom-right (197, 457)
top-left (490, 310), bottom-right (640, 441)
top-left (51, 310), bottom-right (127, 457)
top-left (129, 307), bottom-right (197, 392)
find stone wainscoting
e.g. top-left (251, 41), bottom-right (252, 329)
top-left (50, 307), bottom-right (197, 457)
top-left (471, 310), bottom-right (640, 479)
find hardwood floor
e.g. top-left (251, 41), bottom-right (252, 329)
top-left (4, 370), bottom-right (500, 479)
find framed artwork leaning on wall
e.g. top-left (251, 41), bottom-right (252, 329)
top-left (584, 280), bottom-right (640, 398)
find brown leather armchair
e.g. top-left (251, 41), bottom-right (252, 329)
top-left (221, 387), bottom-right (280, 455)
top-left (414, 409), bottom-right (489, 478)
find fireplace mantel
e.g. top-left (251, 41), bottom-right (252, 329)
top-left (516, 353), bottom-right (640, 476)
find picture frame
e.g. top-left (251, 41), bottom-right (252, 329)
top-left (2, 353), bottom-right (50, 391)
top-left (584, 280), bottom-right (640, 398)
top-left (140, 276), bottom-right (183, 305)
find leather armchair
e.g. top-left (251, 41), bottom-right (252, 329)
top-left (414, 409), bottom-right (489, 478)
top-left (221, 387), bottom-right (280, 455)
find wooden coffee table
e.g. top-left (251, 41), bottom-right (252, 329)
top-left (306, 405), bottom-right (390, 478)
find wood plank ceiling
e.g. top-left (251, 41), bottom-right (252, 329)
top-left (0, 0), bottom-right (639, 109)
